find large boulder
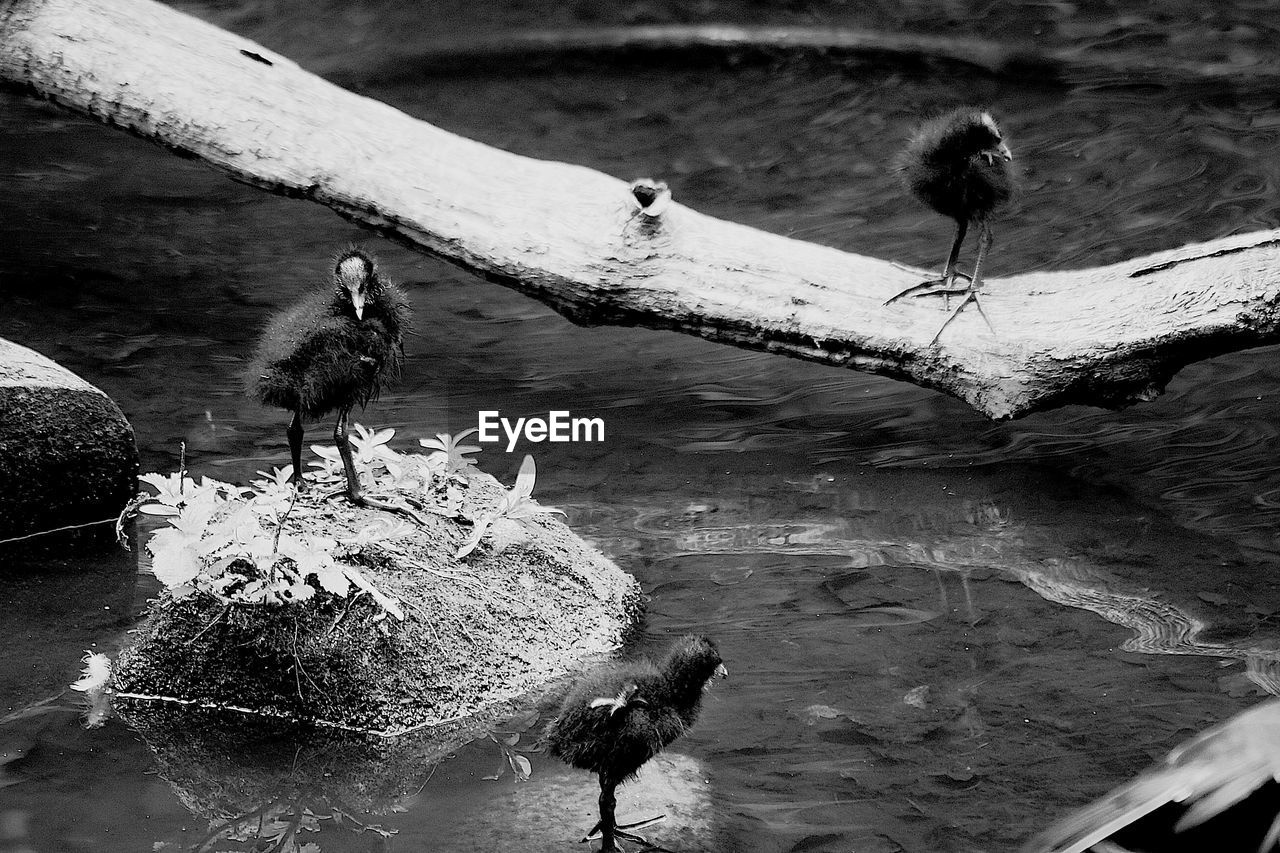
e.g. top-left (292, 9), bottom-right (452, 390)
top-left (112, 462), bottom-right (643, 734)
top-left (0, 338), bottom-right (138, 550)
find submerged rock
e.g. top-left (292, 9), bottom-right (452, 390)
top-left (112, 466), bottom-right (643, 735)
top-left (0, 337), bottom-right (138, 551)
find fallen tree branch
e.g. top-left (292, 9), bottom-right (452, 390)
top-left (3, 0), bottom-right (1280, 419)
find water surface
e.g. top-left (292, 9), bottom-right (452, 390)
top-left (3, 1), bottom-right (1280, 851)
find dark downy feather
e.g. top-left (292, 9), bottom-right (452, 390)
top-left (545, 634), bottom-right (724, 786)
top-left (897, 106), bottom-right (1015, 224)
top-left (245, 249), bottom-right (410, 420)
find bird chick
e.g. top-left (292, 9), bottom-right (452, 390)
top-left (545, 634), bottom-right (727, 852)
top-left (884, 107), bottom-right (1015, 344)
top-left (246, 248), bottom-right (410, 512)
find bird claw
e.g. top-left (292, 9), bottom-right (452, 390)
top-left (883, 272), bottom-right (973, 305)
top-left (927, 291), bottom-right (996, 346)
top-left (616, 815), bottom-right (666, 836)
top-left (349, 493), bottom-right (428, 525)
top-left (581, 815), bottom-right (669, 851)
top-left (884, 277), bottom-right (946, 305)
top-left (885, 269), bottom-right (995, 345)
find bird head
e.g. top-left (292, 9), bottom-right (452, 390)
top-left (940, 109), bottom-right (1012, 166)
top-left (973, 111), bottom-right (1013, 164)
top-left (661, 634), bottom-right (727, 698)
top-left (334, 249), bottom-right (377, 320)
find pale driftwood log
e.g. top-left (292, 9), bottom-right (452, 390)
top-left (3, 0), bottom-right (1280, 419)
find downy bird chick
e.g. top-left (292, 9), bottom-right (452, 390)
top-left (545, 635), bottom-right (728, 852)
top-left (246, 248), bottom-right (410, 512)
top-left (884, 108), bottom-right (1015, 344)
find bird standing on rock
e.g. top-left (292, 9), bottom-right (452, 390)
top-left (545, 635), bottom-right (728, 852)
top-left (884, 107), bottom-right (1015, 345)
top-left (246, 248), bottom-right (410, 512)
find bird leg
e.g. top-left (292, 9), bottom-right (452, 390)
top-left (333, 407), bottom-right (427, 524)
top-left (927, 220), bottom-right (997, 346)
top-left (286, 410), bottom-right (305, 490)
top-left (334, 406), bottom-right (364, 500)
top-left (883, 218), bottom-right (972, 306)
top-left (594, 779), bottom-right (620, 853)
top-left (582, 778), bottom-right (669, 852)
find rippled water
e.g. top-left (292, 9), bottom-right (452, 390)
top-left (4, 1), bottom-right (1280, 851)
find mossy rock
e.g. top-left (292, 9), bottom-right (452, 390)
top-left (113, 468), bottom-right (642, 734)
top-left (0, 337), bottom-right (138, 551)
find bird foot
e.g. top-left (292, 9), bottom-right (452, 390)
top-left (581, 815), bottom-right (670, 852)
top-left (883, 271), bottom-right (973, 305)
top-left (927, 290), bottom-right (996, 346)
top-left (347, 493), bottom-right (428, 525)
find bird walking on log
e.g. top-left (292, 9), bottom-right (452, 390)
top-left (1022, 698), bottom-right (1280, 853)
top-left (246, 248), bottom-right (412, 515)
top-left (545, 635), bottom-right (727, 852)
top-left (884, 107), bottom-right (1014, 345)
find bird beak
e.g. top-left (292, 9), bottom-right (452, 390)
top-left (351, 290), bottom-right (365, 320)
top-left (715, 663), bottom-right (728, 679)
top-left (980, 143), bottom-right (1013, 166)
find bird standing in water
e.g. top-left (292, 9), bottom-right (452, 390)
top-left (884, 107), bottom-right (1015, 345)
top-left (545, 635), bottom-right (727, 852)
top-left (246, 248), bottom-right (411, 513)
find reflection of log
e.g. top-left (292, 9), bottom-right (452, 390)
top-left (345, 25), bottom-right (1280, 88)
top-left (4, 0), bottom-right (1280, 419)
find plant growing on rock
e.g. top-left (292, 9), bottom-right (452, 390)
top-left (456, 455), bottom-right (564, 559)
top-left (310, 423), bottom-right (402, 489)
top-left (69, 651), bottom-right (113, 729)
top-left (419, 427), bottom-right (482, 480)
top-left (137, 470), bottom-right (245, 516)
top-left (139, 459), bottom-right (404, 620)
top-left (136, 426), bottom-right (560, 618)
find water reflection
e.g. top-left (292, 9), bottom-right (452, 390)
top-left (114, 704), bottom-right (721, 853)
top-left (126, 708), bottom-right (423, 852)
top-left (572, 484), bottom-right (1280, 694)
